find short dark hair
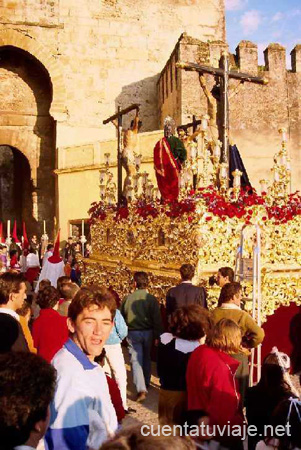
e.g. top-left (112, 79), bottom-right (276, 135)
top-left (169, 305), bottom-right (212, 340)
top-left (57, 276), bottom-right (71, 293)
top-left (134, 272), bottom-right (148, 289)
top-left (9, 249), bottom-right (18, 258)
top-left (36, 286), bottom-right (60, 309)
top-left (38, 279), bottom-right (51, 291)
top-left (0, 272), bottom-right (26, 305)
top-left (0, 352), bottom-right (56, 446)
top-left (60, 282), bottom-right (79, 300)
top-left (218, 282), bottom-right (242, 306)
top-left (47, 243), bottom-right (54, 251)
top-left (180, 264), bottom-right (195, 281)
top-left (68, 286), bottom-right (116, 323)
top-left (218, 267), bottom-right (234, 282)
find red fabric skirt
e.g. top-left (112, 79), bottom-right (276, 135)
top-left (154, 138), bottom-right (180, 201)
top-left (25, 267), bottom-right (40, 284)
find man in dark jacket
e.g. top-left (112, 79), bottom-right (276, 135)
top-left (0, 272), bottom-right (29, 352)
top-left (166, 264), bottom-right (207, 322)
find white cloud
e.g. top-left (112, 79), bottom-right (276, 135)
top-left (226, 0), bottom-right (248, 11)
top-left (287, 9), bottom-right (301, 18)
top-left (271, 12), bottom-right (284, 22)
top-left (240, 10), bottom-right (262, 35)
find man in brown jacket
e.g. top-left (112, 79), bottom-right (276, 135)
top-left (212, 281), bottom-right (264, 403)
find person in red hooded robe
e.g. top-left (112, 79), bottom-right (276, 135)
top-left (153, 116), bottom-right (186, 202)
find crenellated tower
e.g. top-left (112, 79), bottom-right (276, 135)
top-left (158, 35), bottom-right (301, 192)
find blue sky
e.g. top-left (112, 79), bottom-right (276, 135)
top-left (226, 0), bottom-right (301, 67)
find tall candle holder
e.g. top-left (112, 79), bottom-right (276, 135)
top-left (219, 162), bottom-right (229, 194)
top-left (98, 156), bottom-right (116, 205)
top-left (228, 169), bottom-right (242, 201)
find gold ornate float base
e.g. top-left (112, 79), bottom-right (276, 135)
top-left (82, 199), bottom-right (301, 322)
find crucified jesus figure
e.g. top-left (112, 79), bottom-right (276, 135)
top-left (114, 109), bottom-right (142, 196)
top-left (199, 74), bottom-right (244, 145)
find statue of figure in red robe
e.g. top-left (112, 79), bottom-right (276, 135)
top-left (153, 117), bottom-right (187, 201)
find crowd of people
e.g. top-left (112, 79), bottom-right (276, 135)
top-left (0, 235), bottom-right (87, 288)
top-left (0, 259), bottom-right (300, 450)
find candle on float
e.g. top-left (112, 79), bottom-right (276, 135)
top-left (259, 179), bottom-right (269, 194)
top-left (141, 172), bottom-right (148, 186)
top-left (213, 141), bottom-right (221, 159)
top-left (286, 158), bottom-right (291, 171)
top-left (279, 152), bottom-right (287, 166)
top-left (219, 164), bottom-right (228, 179)
top-left (7, 220), bottom-right (10, 238)
top-left (82, 220), bottom-right (84, 236)
top-left (279, 128), bottom-right (287, 143)
top-left (99, 170), bottom-right (106, 184)
top-left (232, 170), bottom-right (242, 188)
top-left (100, 184), bottom-right (105, 197)
top-left (272, 167), bottom-right (280, 182)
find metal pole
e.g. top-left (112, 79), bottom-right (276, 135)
top-left (117, 106), bottom-right (122, 204)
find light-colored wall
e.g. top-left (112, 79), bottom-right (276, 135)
top-left (56, 130), bottom-right (162, 240)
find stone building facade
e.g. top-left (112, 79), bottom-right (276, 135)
top-left (158, 34), bottom-right (301, 191)
top-left (0, 0), bottom-right (224, 237)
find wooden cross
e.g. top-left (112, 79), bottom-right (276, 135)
top-left (178, 115), bottom-right (201, 133)
top-left (103, 103), bottom-right (139, 204)
top-left (176, 52), bottom-right (268, 169)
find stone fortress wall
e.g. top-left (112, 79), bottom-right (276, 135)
top-left (158, 34), bottom-right (301, 192)
top-left (0, 0), bottom-right (225, 237)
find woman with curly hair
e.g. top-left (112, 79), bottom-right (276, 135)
top-left (157, 304), bottom-right (211, 426)
top-left (32, 286), bottom-right (68, 362)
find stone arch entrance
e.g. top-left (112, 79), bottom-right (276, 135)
top-left (0, 146), bottom-right (34, 234)
top-left (0, 45), bottom-right (56, 236)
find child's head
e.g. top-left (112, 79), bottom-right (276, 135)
top-left (259, 348), bottom-right (292, 394)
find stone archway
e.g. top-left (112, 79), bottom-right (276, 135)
top-left (0, 146), bottom-right (34, 234)
top-left (0, 44), bottom-right (56, 236)
top-left (0, 29), bottom-right (67, 121)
